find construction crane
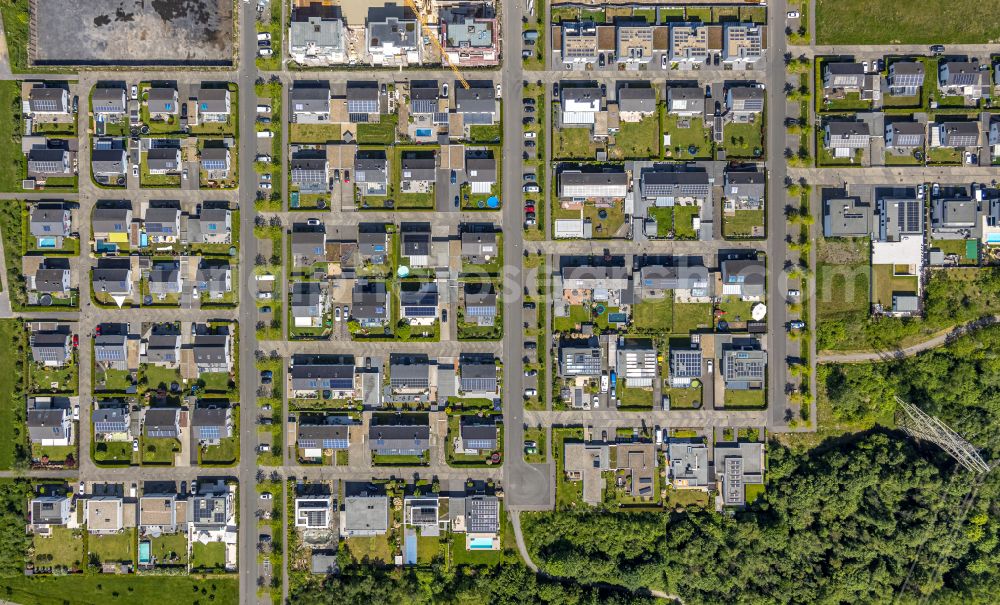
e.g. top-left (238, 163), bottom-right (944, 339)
top-left (403, 0), bottom-right (470, 89)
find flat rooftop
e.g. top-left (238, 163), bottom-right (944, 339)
top-left (32, 0), bottom-right (235, 67)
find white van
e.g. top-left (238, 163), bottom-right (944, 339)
top-left (256, 104), bottom-right (271, 114)
top-left (257, 130), bottom-right (274, 138)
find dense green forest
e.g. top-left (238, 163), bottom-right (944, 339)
top-left (289, 563), bottom-right (658, 605)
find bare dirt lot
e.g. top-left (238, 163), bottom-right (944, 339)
top-left (33, 0), bottom-right (234, 66)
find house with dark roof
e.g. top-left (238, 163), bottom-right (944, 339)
top-left (94, 331), bottom-right (129, 371)
top-left (617, 85), bottom-right (656, 119)
top-left (669, 347), bottom-right (703, 387)
top-left (346, 83), bottom-right (379, 122)
top-left (354, 150), bottom-right (388, 195)
top-left (824, 120), bottom-right (870, 152)
top-left (143, 407), bottom-right (181, 438)
top-left (28, 148), bottom-right (71, 176)
top-left (193, 333), bottom-right (232, 374)
top-left (409, 81), bottom-right (440, 115)
top-left (399, 281), bottom-right (439, 324)
top-left (146, 147), bottom-right (181, 174)
top-left (29, 258), bottom-right (71, 296)
top-left (93, 404), bottom-right (131, 440)
top-left (400, 222), bottom-right (431, 266)
top-left (28, 86), bottom-right (70, 115)
top-left (148, 261), bottom-right (182, 298)
top-left (200, 147), bottom-right (231, 177)
top-left (291, 229), bottom-right (327, 267)
top-left (297, 419), bottom-right (350, 455)
top-left (389, 354), bottom-right (430, 391)
top-left (459, 418), bottom-right (498, 452)
top-left (667, 87), bottom-right (705, 117)
top-left (144, 328), bottom-right (181, 367)
top-left (723, 168), bottom-right (765, 211)
top-left (93, 86), bottom-right (127, 119)
top-left (823, 196), bottom-right (873, 237)
top-left (195, 87), bottom-right (231, 123)
top-left (368, 423), bottom-right (431, 456)
top-left (721, 340), bottom-right (767, 391)
top-left (191, 405), bottom-right (232, 445)
top-left (466, 156), bottom-right (496, 193)
top-left (291, 155), bottom-right (330, 193)
top-left (459, 354), bottom-right (498, 395)
top-left (720, 258), bottom-right (765, 299)
top-left (931, 196), bottom-right (982, 240)
top-left (638, 263), bottom-right (710, 299)
top-left (189, 208), bottom-right (232, 244)
top-left (463, 282), bottom-right (498, 326)
top-left (460, 230), bottom-right (497, 263)
top-left (147, 87), bottom-right (179, 118)
top-left (357, 228), bottom-right (389, 265)
top-left (91, 206), bottom-right (132, 245)
top-left (144, 207), bottom-right (181, 243)
top-left (30, 203), bottom-right (71, 248)
top-left (366, 3), bottom-right (421, 66)
top-left (92, 147), bottom-right (128, 179)
top-left (454, 82), bottom-right (498, 127)
top-left (26, 396), bottom-right (73, 445)
top-left (885, 121), bottom-right (926, 148)
top-left (92, 257), bottom-right (133, 298)
top-left (291, 281), bottom-right (327, 328)
top-left (31, 329), bottom-right (72, 366)
top-left (938, 61), bottom-right (988, 99)
top-left (935, 121), bottom-right (980, 148)
top-left (289, 2), bottom-right (346, 64)
top-left (400, 151), bottom-right (436, 188)
top-left (196, 262), bottom-right (232, 300)
top-left (290, 354), bottom-right (356, 399)
top-left (726, 86), bottom-right (765, 118)
top-left (888, 61), bottom-right (925, 96)
top-left (290, 85), bottom-right (331, 121)
top-left (351, 280), bottom-right (389, 327)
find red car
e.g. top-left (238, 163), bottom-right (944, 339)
top-left (72, 334), bottom-right (79, 348)
top-left (524, 205), bottom-right (535, 213)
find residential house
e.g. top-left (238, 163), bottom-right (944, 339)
top-left (196, 263), bottom-right (232, 299)
top-left (290, 85), bottom-right (331, 122)
top-left (291, 281), bottom-right (326, 328)
top-left (722, 23), bottom-right (765, 68)
top-left (388, 354), bottom-right (430, 391)
top-left (459, 354), bottom-right (498, 395)
top-left (936, 121), bottom-right (980, 148)
top-left (409, 81), bottom-right (440, 115)
top-left (357, 227), bottom-right (389, 265)
top-left (463, 495), bottom-right (500, 549)
top-left (30, 258), bottom-right (71, 295)
top-left (888, 61), bottom-right (925, 96)
top-left (290, 354), bottom-right (356, 399)
top-left (91, 206), bottom-right (132, 247)
top-left (668, 440), bottom-right (710, 488)
top-left (94, 331), bottom-right (129, 371)
top-left (641, 166), bottom-right (712, 205)
top-left (200, 147), bottom-right (231, 177)
top-left (939, 61), bottom-right (987, 99)
top-left (92, 258), bottom-right (133, 298)
top-left (616, 338), bottom-right (657, 388)
top-left (721, 341), bottom-right (767, 390)
top-left (824, 120), bottom-right (870, 155)
top-left (368, 423), bottom-right (431, 456)
top-left (400, 151), bottom-right (436, 189)
top-left (669, 23), bottom-right (713, 68)
top-left (289, 2), bottom-right (346, 64)
top-left (823, 196), bottom-right (873, 238)
top-left (26, 397), bottom-right (73, 446)
top-left (561, 264), bottom-right (630, 301)
top-left (667, 87), bottom-right (705, 118)
top-left (404, 497), bottom-right (440, 529)
top-left (193, 333), bottom-right (232, 374)
top-left (29, 203), bottom-right (72, 248)
top-left (720, 258), bottom-right (766, 299)
top-left (822, 62), bottom-right (866, 92)
top-left (139, 493), bottom-right (184, 534)
top-left (460, 230), bottom-right (497, 263)
top-left (190, 484), bottom-right (232, 530)
top-left (715, 441), bottom-right (765, 507)
top-left (92, 405), bottom-right (131, 441)
top-left (27, 148), bottom-right (71, 176)
top-left (191, 406), bottom-right (232, 445)
top-left (342, 495), bottom-right (389, 537)
top-left (885, 121), bottom-right (926, 148)
top-left (669, 347), bottom-right (703, 387)
top-left (295, 496), bottom-right (333, 529)
top-left (31, 330), bottom-right (72, 366)
top-left (559, 170), bottom-right (628, 199)
top-left (351, 280), bottom-right (389, 327)
top-left (30, 495), bottom-right (72, 529)
top-left (463, 282), bottom-right (498, 326)
top-left (638, 263), bottom-right (711, 299)
top-left (466, 156), bottom-right (496, 193)
top-left (931, 196), bottom-right (981, 239)
top-left (195, 87), bottom-right (231, 123)
top-left (459, 418), bottom-right (498, 452)
top-left (146, 87), bottom-right (179, 118)
top-left (366, 3), bottom-right (420, 66)
top-left (616, 23), bottom-right (655, 65)
top-left (91, 147), bottom-right (128, 179)
top-left (561, 21), bottom-right (599, 65)
top-left (144, 329), bottom-right (181, 367)
top-left (291, 229), bottom-right (327, 267)
top-left (454, 83), bottom-right (498, 126)
top-left (28, 86), bottom-right (70, 115)
top-left (354, 151), bottom-right (388, 195)
top-left (559, 337), bottom-right (602, 377)
top-left (297, 421), bottom-right (350, 458)
top-left (399, 281), bottom-right (439, 323)
top-left (617, 85), bottom-right (656, 121)
top-left (723, 168), bottom-right (765, 212)
top-left (291, 156), bottom-right (330, 193)
top-left (400, 225), bottom-right (431, 266)
top-left (144, 207), bottom-right (180, 243)
top-left (146, 148), bottom-right (181, 174)
top-left (726, 86), bottom-right (765, 118)
top-left (560, 86), bottom-right (602, 126)
top-left (85, 497), bottom-right (124, 534)
top-left (346, 83), bottom-right (379, 122)
top-left (189, 208), bottom-right (232, 244)
top-left (92, 86), bottom-right (127, 120)
top-left (563, 442), bottom-right (610, 504)
top-left (148, 261), bottom-right (182, 298)
top-left (143, 407), bottom-right (181, 438)
top-left (439, 3), bottom-right (498, 66)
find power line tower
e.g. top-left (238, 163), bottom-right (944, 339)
top-left (895, 397), bottom-right (991, 474)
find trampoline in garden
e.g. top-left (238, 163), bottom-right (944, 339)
top-left (595, 304), bottom-right (607, 315)
top-left (397, 266), bottom-right (411, 278)
top-left (598, 209), bottom-right (608, 219)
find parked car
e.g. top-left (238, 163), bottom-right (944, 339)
top-left (661, 55), bottom-right (668, 68)
top-left (255, 154), bottom-right (272, 162)
top-left (524, 131), bottom-right (536, 139)
top-left (523, 97), bottom-right (535, 106)
top-left (787, 289), bottom-right (801, 297)
top-left (256, 104), bottom-right (271, 113)
top-left (450, 170), bottom-right (457, 184)
top-left (441, 83), bottom-right (449, 98)
top-left (257, 130), bottom-right (274, 138)
top-left (524, 369), bottom-right (538, 376)
top-left (454, 195), bottom-right (460, 207)
top-left (132, 165), bottom-right (139, 178)
top-left (260, 370), bottom-right (273, 383)
top-left (334, 307), bottom-right (342, 322)
top-left (260, 492), bottom-right (273, 500)
top-left (524, 388), bottom-right (538, 397)
top-left (789, 320), bottom-right (806, 330)
top-left (524, 140), bottom-right (536, 148)
top-left (523, 173), bottom-right (536, 181)
top-left (523, 116), bottom-right (535, 125)
top-left (257, 32), bottom-right (271, 42)
top-left (598, 53), bottom-right (606, 67)
top-left (130, 85), bottom-right (138, 100)
top-left (257, 444), bottom-right (271, 453)
top-left (524, 105), bottom-right (535, 113)
top-left (258, 48), bottom-right (272, 57)
top-left (132, 439), bottom-right (139, 452)
top-left (931, 45), bottom-right (945, 54)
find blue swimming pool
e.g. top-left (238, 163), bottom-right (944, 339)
top-left (469, 537), bottom-right (494, 550)
top-left (37, 237), bottom-right (56, 248)
top-left (987, 234), bottom-right (1000, 244)
top-left (138, 540), bottom-right (151, 564)
top-left (415, 128), bottom-right (433, 136)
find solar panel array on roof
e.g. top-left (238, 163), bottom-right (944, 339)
top-left (461, 377), bottom-right (495, 392)
top-left (348, 112), bottom-right (370, 123)
top-left (403, 306), bottom-right (436, 317)
top-left (95, 420), bottom-right (128, 433)
top-left (466, 439), bottom-right (493, 449)
top-left (299, 437), bottom-right (349, 449)
top-left (198, 426), bottom-right (221, 440)
top-left (467, 497), bottom-right (499, 533)
top-left (724, 457), bottom-right (745, 505)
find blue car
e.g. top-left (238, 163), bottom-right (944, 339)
top-left (450, 170), bottom-right (457, 184)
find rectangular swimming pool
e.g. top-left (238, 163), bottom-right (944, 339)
top-left (468, 537), bottom-right (494, 550)
top-left (138, 540), bottom-right (151, 564)
top-left (415, 128), bottom-right (433, 137)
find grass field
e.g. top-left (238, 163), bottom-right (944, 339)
top-left (88, 529), bottom-right (136, 565)
top-left (0, 319), bottom-right (27, 469)
top-left (31, 527), bottom-right (84, 571)
top-left (673, 303), bottom-right (712, 333)
top-left (723, 122), bottom-right (765, 159)
top-left (817, 0), bottom-right (1000, 44)
top-left (610, 116), bottom-right (660, 159)
top-left (723, 209), bottom-right (765, 239)
top-left (191, 541), bottom-right (228, 572)
top-left (0, 82), bottom-right (25, 191)
top-left (724, 388), bottom-right (766, 408)
top-left (662, 113), bottom-right (713, 160)
top-left (142, 437), bottom-right (179, 465)
top-left (872, 264), bottom-right (918, 308)
top-left (149, 532), bottom-right (188, 566)
top-left (346, 535), bottom-right (394, 565)
top-left (665, 386), bottom-right (702, 409)
top-left (0, 576), bottom-right (237, 605)
top-left (552, 123), bottom-right (599, 160)
top-left (288, 123), bottom-right (340, 144)
top-left (632, 298), bottom-right (673, 332)
top-left (356, 116), bottom-right (398, 145)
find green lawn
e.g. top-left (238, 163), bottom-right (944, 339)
top-left (0, 577), bottom-right (236, 605)
top-left (818, 146), bottom-right (863, 167)
top-left (141, 365), bottom-right (181, 391)
top-left (199, 436), bottom-right (239, 466)
top-left (389, 146), bottom-right (436, 209)
top-left (141, 437), bottom-right (179, 465)
top-left (140, 154), bottom-right (181, 188)
top-left (191, 541), bottom-right (228, 572)
top-left (665, 386), bottom-right (702, 409)
top-left (552, 123), bottom-right (599, 160)
top-left (200, 371), bottom-right (232, 393)
top-left (662, 113), bottom-right (713, 160)
top-left (31, 526), bottom-right (84, 571)
top-left (633, 298), bottom-right (672, 332)
top-left (88, 529), bottom-right (136, 565)
top-left (553, 427), bottom-right (586, 509)
top-left (617, 385), bottom-right (653, 410)
top-left (30, 362), bottom-right (77, 394)
top-left (610, 116), bottom-right (660, 159)
top-left (356, 115), bottom-right (398, 145)
top-left (552, 304), bottom-right (594, 333)
top-left (819, 92), bottom-right (872, 113)
top-left (289, 123), bottom-right (340, 143)
top-left (673, 303), bottom-right (713, 333)
top-left (523, 427), bottom-right (547, 463)
top-left (149, 532), bottom-right (188, 566)
top-left (469, 124), bottom-right (501, 144)
top-left (724, 388), bottom-right (766, 408)
top-left (94, 368), bottom-right (133, 392)
top-left (816, 0), bottom-right (1000, 44)
top-left (346, 535), bottom-right (394, 565)
top-left (872, 264), bottom-right (918, 308)
top-left (723, 122), bottom-right (765, 159)
top-left (673, 205), bottom-right (700, 239)
top-left (723, 209), bottom-right (765, 239)
top-left (884, 150), bottom-right (924, 166)
top-left (0, 81), bottom-right (25, 191)
top-left (926, 146), bottom-right (962, 165)
top-left (931, 239), bottom-right (979, 265)
top-left (717, 297), bottom-right (756, 326)
top-left (93, 441), bottom-right (134, 466)
top-left (256, 0), bottom-right (283, 69)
